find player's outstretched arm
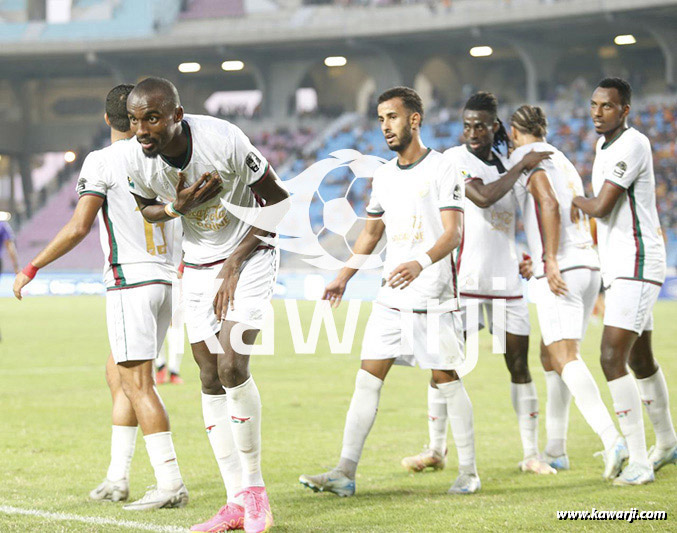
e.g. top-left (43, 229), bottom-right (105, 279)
top-left (528, 170), bottom-right (567, 295)
top-left (571, 181), bottom-right (624, 221)
top-left (13, 195), bottom-right (103, 300)
top-left (388, 209), bottom-right (462, 290)
top-left (323, 217), bottom-right (385, 308)
top-left (6, 238), bottom-right (19, 274)
top-left (466, 150), bottom-right (552, 208)
top-left (213, 168), bottom-right (289, 320)
top-left (134, 171), bottom-right (223, 223)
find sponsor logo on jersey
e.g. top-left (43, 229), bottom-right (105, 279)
top-left (613, 161), bottom-right (627, 179)
top-left (245, 152), bottom-right (261, 173)
top-left (77, 177), bottom-right (87, 192)
top-left (453, 184), bottom-right (462, 201)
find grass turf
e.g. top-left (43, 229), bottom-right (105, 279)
top-left (0, 296), bottom-right (675, 532)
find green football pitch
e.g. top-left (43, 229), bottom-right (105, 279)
top-left (1, 296), bottom-right (675, 532)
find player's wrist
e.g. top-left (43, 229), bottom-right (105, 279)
top-left (22, 262), bottom-right (39, 280)
top-left (164, 202), bottom-right (185, 218)
top-left (415, 252), bottom-right (433, 270)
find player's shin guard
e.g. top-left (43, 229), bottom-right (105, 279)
top-left (201, 392), bottom-right (243, 504)
top-left (338, 369), bottom-right (384, 478)
top-left (561, 360), bottom-right (619, 450)
top-left (428, 385), bottom-right (448, 456)
top-left (511, 382), bottom-right (539, 459)
top-left (438, 380), bottom-right (476, 474)
top-left (144, 431), bottom-right (184, 491)
top-left (544, 370), bottom-right (571, 457)
top-left (608, 374), bottom-right (650, 466)
top-left (107, 425), bottom-right (137, 482)
top-left (636, 367), bottom-right (677, 450)
top-left (225, 376), bottom-right (264, 487)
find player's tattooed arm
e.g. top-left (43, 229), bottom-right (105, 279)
top-left (571, 181), bottom-right (624, 221)
top-left (323, 217), bottom-right (385, 308)
top-left (213, 168), bottom-right (289, 320)
top-left (13, 194), bottom-right (103, 300)
top-left (466, 150), bottom-right (552, 208)
top-left (388, 209), bottom-right (463, 290)
top-left (528, 170), bottom-right (567, 295)
top-left (133, 171), bottom-right (223, 222)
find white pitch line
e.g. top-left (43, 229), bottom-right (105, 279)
top-left (0, 505), bottom-right (190, 532)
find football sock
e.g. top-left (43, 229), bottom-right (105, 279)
top-left (544, 370), bottom-right (571, 457)
top-left (201, 392), bottom-right (243, 504)
top-left (561, 360), bottom-right (619, 451)
top-left (144, 431), bottom-right (183, 491)
top-left (225, 376), bottom-right (264, 487)
top-left (437, 379), bottom-right (476, 474)
top-left (428, 384), bottom-right (448, 456)
top-left (511, 381), bottom-right (539, 459)
top-left (338, 369), bottom-right (383, 479)
top-left (636, 367), bottom-right (677, 450)
top-left (107, 425), bottom-right (137, 482)
top-left (608, 374), bottom-right (649, 466)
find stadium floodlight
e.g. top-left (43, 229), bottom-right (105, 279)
top-left (222, 60), bottom-right (245, 71)
top-left (0, 211), bottom-right (11, 222)
top-left (614, 34), bottom-right (636, 46)
top-left (470, 46), bottom-right (493, 57)
top-left (64, 151), bottom-right (76, 163)
top-left (324, 56), bottom-right (347, 67)
top-left (178, 62), bottom-right (201, 73)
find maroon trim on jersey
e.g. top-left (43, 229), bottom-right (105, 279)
top-left (366, 211), bottom-right (384, 217)
top-left (464, 176), bottom-right (483, 183)
top-left (460, 292), bottom-right (524, 300)
top-left (183, 245), bottom-right (274, 269)
top-left (534, 265), bottom-right (601, 280)
top-left (456, 232), bottom-right (465, 277)
top-left (451, 254), bottom-right (458, 300)
top-left (604, 178), bottom-right (626, 191)
top-left (248, 163), bottom-right (271, 188)
top-left (106, 280), bottom-right (172, 292)
top-left (615, 276), bottom-right (663, 287)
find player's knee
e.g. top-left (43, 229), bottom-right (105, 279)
top-left (599, 345), bottom-right (625, 378)
top-left (198, 368), bottom-right (222, 394)
top-left (505, 353), bottom-right (530, 383)
top-left (217, 358), bottom-right (248, 389)
top-left (628, 352), bottom-right (658, 379)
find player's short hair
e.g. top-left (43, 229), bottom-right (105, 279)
top-left (463, 91), bottom-right (510, 152)
top-left (597, 77), bottom-right (632, 106)
top-left (131, 77), bottom-right (181, 111)
top-left (105, 84), bottom-right (134, 132)
top-left (377, 86), bottom-right (424, 123)
top-left (510, 105), bottom-right (548, 138)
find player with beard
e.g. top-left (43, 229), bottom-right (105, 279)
top-left (402, 93), bottom-right (555, 476)
top-left (124, 77), bottom-right (289, 532)
top-left (299, 86), bottom-right (478, 495)
top-left (572, 78), bottom-right (677, 485)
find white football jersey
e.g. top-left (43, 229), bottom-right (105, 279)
top-left (124, 114), bottom-right (275, 265)
top-left (511, 141), bottom-right (599, 278)
top-left (366, 148), bottom-right (464, 312)
top-left (444, 145), bottom-right (522, 298)
top-left (591, 128), bottom-right (665, 286)
top-left (76, 139), bottom-right (180, 289)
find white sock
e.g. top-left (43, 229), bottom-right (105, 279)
top-left (201, 393), bottom-right (243, 505)
top-left (437, 380), bottom-right (476, 474)
top-left (106, 425), bottom-right (137, 482)
top-left (561, 360), bottom-right (619, 451)
top-left (225, 376), bottom-right (264, 488)
top-left (636, 368), bottom-right (677, 450)
top-left (428, 385), bottom-right (448, 456)
top-left (608, 374), bottom-right (649, 466)
top-left (338, 369), bottom-right (383, 478)
top-left (144, 431), bottom-right (183, 491)
top-left (511, 382), bottom-right (539, 459)
top-left (544, 370), bottom-right (571, 457)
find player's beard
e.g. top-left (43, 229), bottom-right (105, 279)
top-left (388, 126), bottom-right (413, 153)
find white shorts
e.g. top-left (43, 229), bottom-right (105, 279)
top-left (360, 304), bottom-right (465, 370)
top-left (603, 278), bottom-right (660, 334)
top-left (182, 248), bottom-right (278, 344)
top-left (459, 296), bottom-right (530, 337)
top-left (106, 282), bottom-right (172, 364)
top-left (535, 268), bottom-right (600, 346)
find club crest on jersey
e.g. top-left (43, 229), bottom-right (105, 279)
top-left (245, 152), bottom-right (261, 173)
top-left (613, 161), bottom-right (627, 179)
top-left (77, 177), bottom-right (87, 192)
top-left (127, 176), bottom-right (135, 189)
